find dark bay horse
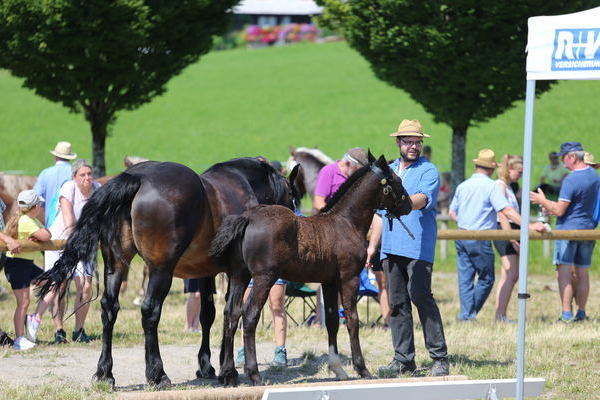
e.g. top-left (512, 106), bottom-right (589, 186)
top-left (37, 158), bottom-right (300, 388)
top-left (211, 153), bottom-right (413, 386)
top-left (286, 147), bottom-right (332, 203)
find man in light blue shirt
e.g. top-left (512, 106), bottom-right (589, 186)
top-left (33, 141), bottom-right (77, 226)
top-left (367, 119), bottom-right (448, 377)
top-left (449, 149), bottom-right (543, 321)
top-left (531, 142), bottom-right (600, 322)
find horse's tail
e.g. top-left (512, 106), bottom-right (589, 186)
top-left (209, 215), bottom-right (250, 267)
top-left (36, 172), bottom-right (142, 298)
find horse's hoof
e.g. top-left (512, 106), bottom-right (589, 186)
top-left (358, 369), bottom-right (373, 379)
top-left (329, 366), bottom-right (349, 380)
top-left (222, 370), bottom-right (239, 387)
top-left (92, 372), bottom-right (115, 389)
top-left (148, 375), bottom-right (172, 390)
top-left (196, 366), bottom-right (217, 379)
top-left (248, 371), bottom-right (262, 386)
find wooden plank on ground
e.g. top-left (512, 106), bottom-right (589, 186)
top-left (117, 375), bottom-right (467, 400)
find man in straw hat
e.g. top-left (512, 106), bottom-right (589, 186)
top-left (367, 119), bottom-right (449, 377)
top-left (449, 149), bottom-right (545, 323)
top-left (531, 142), bottom-right (599, 323)
top-left (33, 141), bottom-right (77, 226)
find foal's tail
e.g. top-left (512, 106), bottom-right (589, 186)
top-left (209, 215), bottom-right (250, 268)
top-left (36, 172), bottom-right (142, 298)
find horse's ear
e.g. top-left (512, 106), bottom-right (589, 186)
top-left (376, 154), bottom-right (387, 167)
top-left (289, 163), bottom-right (301, 183)
top-left (367, 149), bottom-right (376, 164)
top-left (289, 146), bottom-right (296, 155)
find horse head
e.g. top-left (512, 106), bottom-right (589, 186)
top-left (368, 151), bottom-right (413, 218)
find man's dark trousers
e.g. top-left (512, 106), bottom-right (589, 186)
top-left (383, 254), bottom-right (448, 363)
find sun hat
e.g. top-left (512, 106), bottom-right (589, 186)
top-left (50, 141), bottom-right (77, 160)
top-left (17, 190), bottom-right (44, 208)
top-left (390, 119), bottom-right (431, 138)
top-left (584, 152), bottom-right (598, 167)
top-left (557, 142), bottom-right (583, 158)
top-left (472, 149), bottom-right (498, 169)
top-left (344, 147), bottom-right (367, 166)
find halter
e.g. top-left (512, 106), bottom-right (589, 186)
top-left (370, 164), bottom-right (415, 239)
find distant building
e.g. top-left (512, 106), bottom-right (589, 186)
top-left (233, 0), bottom-right (323, 26)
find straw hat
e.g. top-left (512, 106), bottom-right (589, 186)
top-left (389, 119), bottom-right (431, 138)
top-left (50, 141), bottom-right (77, 160)
top-left (584, 152), bottom-right (599, 167)
top-left (472, 149), bottom-right (498, 169)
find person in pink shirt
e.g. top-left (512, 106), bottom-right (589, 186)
top-left (313, 147), bottom-right (367, 211)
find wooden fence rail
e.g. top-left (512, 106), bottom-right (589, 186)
top-left (0, 230), bottom-right (598, 253)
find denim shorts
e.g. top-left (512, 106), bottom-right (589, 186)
top-left (553, 240), bottom-right (596, 268)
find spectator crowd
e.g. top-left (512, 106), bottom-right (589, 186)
top-left (1, 130), bottom-right (598, 379)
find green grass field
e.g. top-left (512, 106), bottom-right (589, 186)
top-left (1, 41), bottom-right (599, 179)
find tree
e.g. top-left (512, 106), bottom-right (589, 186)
top-left (317, 1), bottom-right (595, 190)
top-left (0, 0), bottom-right (238, 176)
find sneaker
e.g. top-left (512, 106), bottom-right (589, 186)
top-left (557, 316), bottom-right (573, 324)
top-left (53, 329), bottom-right (68, 344)
top-left (0, 332), bottom-right (14, 347)
top-left (13, 336), bottom-right (36, 350)
top-left (25, 314), bottom-right (40, 342)
top-left (573, 311), bottom-right (589, 322)
top-left (271, 346), bottom-right (288, 367)
top-left (235, 347), bottom-right (245, 368)
top-left (72, 328), bottom-right (91, 343)
top-left (378, 359), bottom-right (416, 377)
top-left (430, 358), bottom-right (450, 376)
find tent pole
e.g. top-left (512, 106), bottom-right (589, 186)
top-left (516, 79), bottom-right (536, 400)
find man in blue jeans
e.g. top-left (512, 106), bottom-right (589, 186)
top-left (531, 142), bottom-right (600, 322)
top-left (449, 149), bottom-right (544, 321)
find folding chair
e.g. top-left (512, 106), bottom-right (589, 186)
top-left (356, 268), bottom-right (381, 327)
top-left (284, 281), bottom-right (318, 326)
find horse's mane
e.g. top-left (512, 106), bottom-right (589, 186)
top-left (204, 157), bottom-right (290, 208)
top-left (319, 164), bottom-right (371, 213)
top-left (294, 147), bottom-right (334, 165)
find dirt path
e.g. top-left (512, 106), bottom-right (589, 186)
top-left (0, 341), bottom-right (340, 391)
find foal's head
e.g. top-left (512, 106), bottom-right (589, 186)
top-left (369, 152), bottom-right (413, 218)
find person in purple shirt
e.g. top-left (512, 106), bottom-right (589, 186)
top-left (33, 141), bottom-right (77, 226)
top-left (312, 147), bottom-right (367, 212)
top-left (367, 119), bottom-right (449, 377)
top-left (531, 142), bottom-right (600, 322)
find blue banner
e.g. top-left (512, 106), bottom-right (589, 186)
top-left (552, 28), bottom-right (600, 71)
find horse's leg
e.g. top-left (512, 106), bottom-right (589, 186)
top-left (243, 276), bottom-right (276, 386)
top-left (219, 270), bottom-right (251, 387)
top-left (93, 243), bottom-right (134, 388)
top-left (196, 277), bottom-right (216, 379)
top-left (340, 275), bottom-right (372, 378)
top-left (141, 268), bottom-right (175, 388)
top-left (322, 282), bottom-right (348, 380)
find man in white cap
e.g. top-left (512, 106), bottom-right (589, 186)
top-left (449, 149), bottom-right (545, 322)
top-left (367, 119), bottom-right (448, 377)
top-left (33, 141), bottom-right (77, 226)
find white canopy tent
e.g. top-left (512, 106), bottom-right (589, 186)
top-left (518, 7), bottom-right (600, 400)
top-left (234, 0), bottom-right (323, 16)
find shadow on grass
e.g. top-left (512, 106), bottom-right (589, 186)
top-left (116, 352), bottom-right (364, 392)
top-left (448, 353), bottom-right (512, 369)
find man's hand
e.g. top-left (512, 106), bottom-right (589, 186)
top-left (530, 188), bottom-right (546, 205)
top-left (529, 221), bottom-right (546, 232)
